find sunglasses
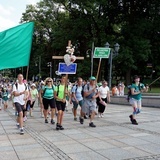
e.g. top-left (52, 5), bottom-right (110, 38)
top-left (47, 81), bottom-right (52, 82)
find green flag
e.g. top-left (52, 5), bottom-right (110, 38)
top-left (0, 22), bottom-right (34, 70)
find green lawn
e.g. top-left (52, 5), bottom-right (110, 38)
top-left (147, 87), bottom-right (160, 93)
top-left (124, 87), bottom-right (160, 94)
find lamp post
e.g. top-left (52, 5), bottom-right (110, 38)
top-left (47, 62), bottom-right (52, 78)
top-left (86, 42), bottom-right (94, 77)
top-left (105, 42), bottom-right (120, 89)
top-left (35, 56), bottom-right (42, 80)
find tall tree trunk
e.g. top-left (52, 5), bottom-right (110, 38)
top-left (125, 69), bottom-right (131, 85)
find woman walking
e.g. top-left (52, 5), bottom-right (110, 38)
top-left (40, 77), bottom-right (56, 124)
top-left (97, 80), bottom-right (110, 117)
top-left (129, 75), bottom-right (149, 125)
top-left (29, 83), bottom-right (39, 117)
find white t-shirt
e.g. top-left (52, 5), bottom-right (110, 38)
top-left (13, 83), bottom-right (28, 105)
top-left (99, 86), bottom-right (110, 99)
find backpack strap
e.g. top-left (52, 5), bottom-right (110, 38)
top-left (57, 85), bottom-right (60, 96)
top-left (15, 82), bottom-right (27, 90)
top-left (43, 85), bottom-right (54, 96)
top-left (75, 85), bottom-right (78, 93)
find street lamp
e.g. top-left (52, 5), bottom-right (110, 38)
top-left (86, 42), bottom-right (94, 77)
top-left (105, 42), bottom-right (120, 89)
top-left (35, 56), bottom-right (42, 80)
top-left (47, 62), bottom-right (52, 78)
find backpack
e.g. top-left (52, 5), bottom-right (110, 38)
top-left (43, 85), bottom-right (54, 96)
top-left (71, 84), bottom-right (86, 98)
top-left (127, 85), bottom-right (132, 102)
top-left (83, 83), bottom-right (98, 98)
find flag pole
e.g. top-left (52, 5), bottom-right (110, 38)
top-left (96, 58), bottom-right (102, 82)
top-left (148, 76), bottom-right (160, 86)
top-left (26, 66), bottom-right (29, 81)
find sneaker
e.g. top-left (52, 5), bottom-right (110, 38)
top-left (74, 117), bottom-right (77, 121)
top-left (98, 114), bottom-right (101, 118)
top-left (101, 114), bottom-right (104, 118)
top-left (132, 119), bottom-right (138, 125)
top-left (51, 119), bottom-right (55, 124)
top-left (56, 123), bottom-right (60, 130)
top-left (23, 116), bottom-right (27, 122)
top-left (59, 125), bottom-right (64, 130)
top-left (129, 115), bottom-right (133, 122)
top-left (20, 128), bottom-right (24, 135)
top-left (79, 117), bottom-right (84, 124)
top-left (45, 119), bottom-right (48, 123)
top-left (84, 115), bottom-right (88, 119)
top-left (16, 123), bottom-right (20, 129)
top-left (41, 114), bottom-right (44, 118)
top-left (89, 122), bottom-right (96, 127)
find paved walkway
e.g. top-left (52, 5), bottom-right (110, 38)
top-left (0, 101), bottom-right (160, 160)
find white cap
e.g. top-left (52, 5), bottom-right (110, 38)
top-left (31, 83), bottom-right (36, 87)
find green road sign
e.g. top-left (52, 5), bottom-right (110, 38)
top-left (93, 47), bottom-right (111, 58)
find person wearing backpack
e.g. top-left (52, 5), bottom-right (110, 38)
top-left (54, 75), bottom-right (69, 130)
top-left (40, 77), bottom-right (56, 124)
top-left (129, 75), bottom-right (149, 125)
top-left (71, 77), bottom-right (84, 121)
top-left (12, 74), bottom-right (29, 135)
top-left (81, 76), bottom-right (99, 127)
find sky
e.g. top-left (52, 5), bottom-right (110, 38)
top-left (0, 0), bottom-right (40, 32)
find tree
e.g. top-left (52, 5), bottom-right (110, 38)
top-left (20, 0), bottom-right (160, 85)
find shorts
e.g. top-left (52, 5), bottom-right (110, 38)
top-left (129, 98), bottom-right (141, 108)
top-left (72, 100), bottom-right (83, 109)
top-left (82, 99), bottom-right (97, 115)
top-left (43, 98), bottom-right (56, 110)
top-left (56, 101), bottom-right (66, 111)
top-left (14, 102), bottom-right (25, 113)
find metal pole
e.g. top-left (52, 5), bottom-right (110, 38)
top-left (109, 51), bottom-right (113, 89)
top-left (50, 62), bottom-right (52, 78)
top-left (39, 56), bottom-right (41, 77)
top-left (91, 42), bottom-right (94, 77)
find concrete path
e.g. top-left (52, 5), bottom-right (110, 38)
top-left (0, 101), bottom-right (160, 160)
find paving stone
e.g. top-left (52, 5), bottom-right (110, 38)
top-left (1, 101), bottom-right (160, 160)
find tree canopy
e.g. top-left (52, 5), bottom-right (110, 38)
top-left (20, 0), bottom-right (160, 85)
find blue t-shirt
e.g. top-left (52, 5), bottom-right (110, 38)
top-left (71, 85), bottom-right (83, 101)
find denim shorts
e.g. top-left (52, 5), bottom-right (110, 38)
top-left (129, 98), bottom-right (141, 108)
